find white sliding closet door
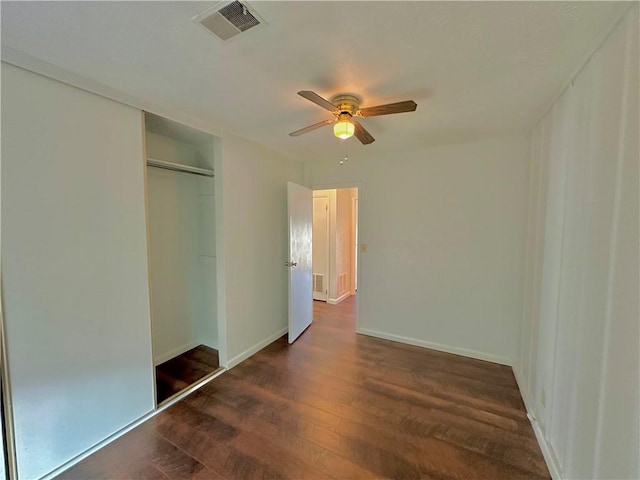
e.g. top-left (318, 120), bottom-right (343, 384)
top-left (0, 392), bottom-right (6, 480)
top-left (1, 63), bottom-right (154, 479)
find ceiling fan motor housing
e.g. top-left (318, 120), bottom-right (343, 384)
top-left (331, 94), bottom-right (361, 116)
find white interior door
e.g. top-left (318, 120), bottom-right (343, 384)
top-left (287, 182), bottom-right (313, 343)
top-left (312, 195), bottom-right (329, 301)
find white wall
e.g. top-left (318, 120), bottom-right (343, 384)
top-left (1, 63), bottom-right (154, 479)
top-left (516, 7), bottom-right (639, 479)
top-left (219, 133), bottom-right (304, 367)
top-left (199, 169), bottom-right (218, 355)
top-left (305, 136), bottom-right (529, 364)
top-left (146, 132), bottom-right (203, 168)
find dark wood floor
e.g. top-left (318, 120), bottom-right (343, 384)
top-left (156, 345), bottom-right (221, 404)
top-left (58, 296), bottom-right (549, 479)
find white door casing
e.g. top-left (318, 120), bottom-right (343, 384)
top-left (352, 196), bottom-right (358, 294)
top-left (312, 195), bottom-right (329, 301)
top-left (287, 182), bottom-right (313, 343)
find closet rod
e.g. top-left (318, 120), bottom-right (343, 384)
top-left (146, 158), bottom-right (214, 177)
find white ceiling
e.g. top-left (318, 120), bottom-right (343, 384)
top-left (1, 1), bottom-right (631, 162)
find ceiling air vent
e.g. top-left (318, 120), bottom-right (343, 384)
top-left (196, 1), bottom-right (263, 42)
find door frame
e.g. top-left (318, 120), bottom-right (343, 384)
top-left (310, 182), bottom-right (362, 332)
top-left (351, 196), bottom-right (358, 295)
top-left (312, 193), bottom-right (330, 302)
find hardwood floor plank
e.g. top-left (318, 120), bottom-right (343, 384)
top-left (164, 402), bottom-right (239, 441)
top-left (231, 352), bottom-right (533, 438)
top-left (217, 356), bottom-right (547, 477)
top-left (228, 430), bottom-right (328, 480)
top-left (334, 413), bottom-right (548, 479)
top-left (249, 348), bottom-right (527, 424)
top-left (191, 345), bottom-right (220, 366)
top-left (145, 435), bottom-right (208, 480)
top-left (184, 390), bottom-right (378, 479)
top-left (57, 297), bottom-right (549, 480)
top-left (156, 344), bottom-right (221, 404)
top-left (152, 414), bottom-right (267, 479)
top-left (58, 423), bottom-right (209, 480)
top-left (232, 364), bottom-right (545, 475)
top-left (259, 333), bottom-right (523, 414)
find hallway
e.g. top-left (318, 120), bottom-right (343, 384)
top-left (59, 297), bottom-right (549, 479)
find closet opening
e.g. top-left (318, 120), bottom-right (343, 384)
top-left (144, 113), bottom-right (222, 406)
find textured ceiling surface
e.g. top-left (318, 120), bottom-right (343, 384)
top-left (0, 1), bottom-right (631, 162)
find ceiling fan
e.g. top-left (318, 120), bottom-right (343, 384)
top-left (289, 91), bottom-right (417, 145)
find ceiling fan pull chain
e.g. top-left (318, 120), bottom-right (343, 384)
top-left (340, 139), bottom-right (349, 165)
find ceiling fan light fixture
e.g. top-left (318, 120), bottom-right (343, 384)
top-left (291, 90), bottom-right (416, 145)
top-left (334, 118), bottom-right (355, 140)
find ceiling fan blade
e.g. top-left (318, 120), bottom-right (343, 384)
top-left (289, 119), bottom-right (335, 137)
top-left (358, 100), bottom-right (417, 117)
top-left (298, 91), bottom-right (339, 113)
top-left (352, 120), bottom-right (375, 145)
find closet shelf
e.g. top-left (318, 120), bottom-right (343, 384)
top-left (147, 158), bottom-right (214, 177)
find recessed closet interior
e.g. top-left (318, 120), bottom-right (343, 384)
top-left (144, 112), bottom-right (221, 405)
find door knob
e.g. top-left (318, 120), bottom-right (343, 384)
top-left (285, 261), bottom-right (298, 267)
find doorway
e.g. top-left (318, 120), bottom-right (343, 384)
top-left (311, 187), bottom-right (359, 315)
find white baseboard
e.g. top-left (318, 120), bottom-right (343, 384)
top-left (512, 366), bottom-right (563, 480)
top-left (356, 327), bottom-right (512, 366)
top-left (226, 327), bottom-right (288, 369)
top-left (154, 340), bottom-right (201, 366)
top-left (328, 292), bottom-right (351, 305)
top-left (41, 367), bottom-right (226, 480)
